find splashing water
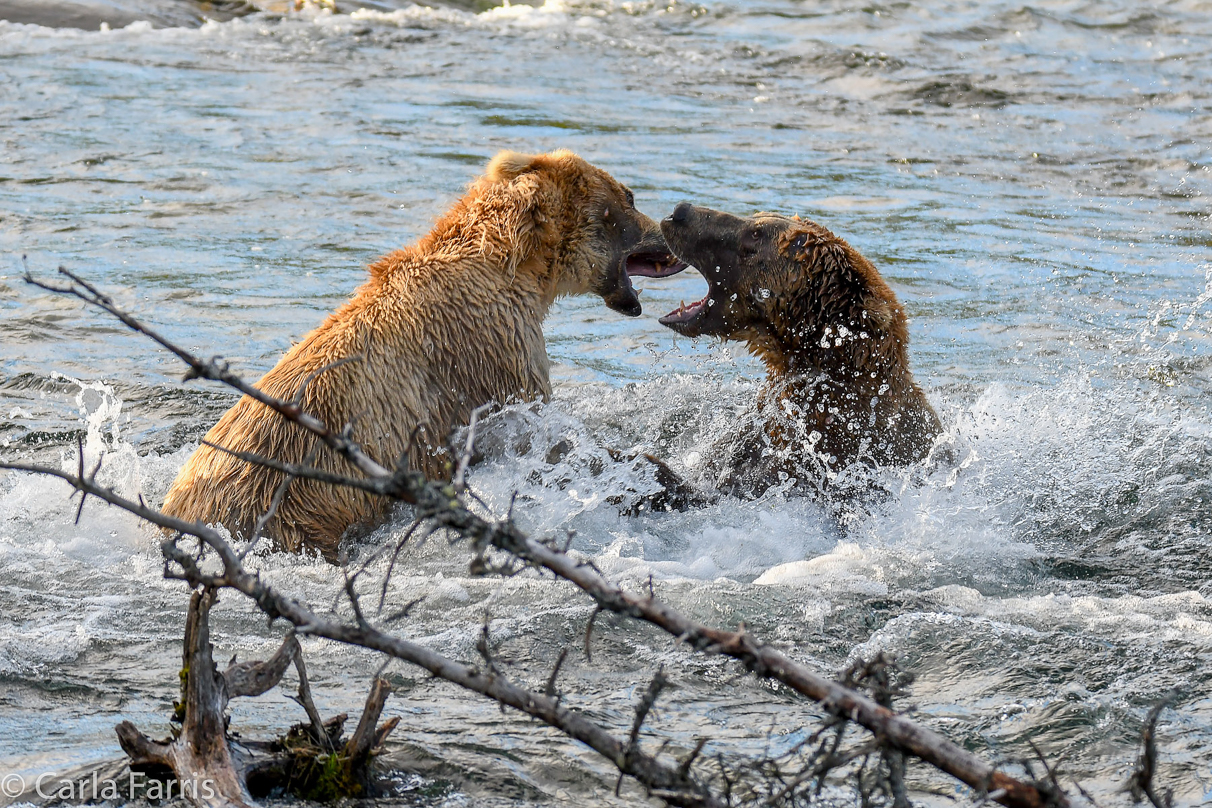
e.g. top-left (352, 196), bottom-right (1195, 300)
top-left (2, 0), bottom-right (1212, 803)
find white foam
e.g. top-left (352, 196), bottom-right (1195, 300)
top-left (0, 378), bottom-right (181, 675)
top-left (348, 4), bottom-right (474, 28)
top-left (3, 366), bottom-right (1201, 594)
top-left (2, 368), bottom-right (1209, 678)
top-left (754, 543), bottom-right (888, 596)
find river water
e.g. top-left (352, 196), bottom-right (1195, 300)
top-left (1, 1), bottom-right (1211, 804)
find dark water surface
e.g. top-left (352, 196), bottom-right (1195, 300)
top-left (1, 1), bottom-right (1211, 804)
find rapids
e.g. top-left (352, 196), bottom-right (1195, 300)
top-left (1, 0), bottom-right (1211, 804)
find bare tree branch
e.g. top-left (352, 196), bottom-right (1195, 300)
top-left (224, 632), bottom-right (300, 698)
top-left (25, 268), bottom-right (391, 481)
top-left (288, 649), bottom-right (332, 750)
top-left (8, 269), bottom-right (1071, 808)
top-left (628, 666), bottom-right (668, 757)
top-left (544, 646), bottom-right (570, 700)
top-left (453, 403), bottom-right (493, 491)
top-left (0, 458), bottom-right (725, 808)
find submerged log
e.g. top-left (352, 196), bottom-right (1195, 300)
top-left (113, 588), bottom-right (399, 808)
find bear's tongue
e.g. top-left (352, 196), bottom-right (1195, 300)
top-left (626, 252), bottom-right (689, 278)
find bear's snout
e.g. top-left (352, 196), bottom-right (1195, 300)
top-left (669, 201), bottom-right (693, 224)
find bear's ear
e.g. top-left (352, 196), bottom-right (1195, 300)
top-left (487, 151), bottom-right (540, 183)
top-left (863, 297), bottom-right (895, 331)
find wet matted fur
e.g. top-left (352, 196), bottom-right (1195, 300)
top-left (658, 203), bottom-right (942, 496)
top-left (163, 150), bottom-right (679, 559)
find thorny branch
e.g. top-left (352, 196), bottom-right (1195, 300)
top-left (3, 269), bottom-right (1085, 808)
top-left (25, 268), bottom-right (392, 481)
top-left (845, 654), bottom-right (913, 808)
top-left (0, 455), bottom-right (726, 808)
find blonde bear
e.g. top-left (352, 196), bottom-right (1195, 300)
top-left (162, 150), bottom-right (683, 559)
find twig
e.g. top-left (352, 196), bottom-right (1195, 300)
top-left (585, 604), bottom-right (603, 663)
top-left (377, 521), bottom-right (429, 615)
top-left (200, 438), bottom-right (383, 495)
top-left (242, 442), bottom-right (319, 559)
top-left (291, 354), bottom-right (362, 407)
top-left (628, 667), bottom-right (668, 756)
top-left (544, 647), bottom-right (570, 699)
top-left (1128, 696), bottom-right (1177, 808)
top-left (678, 738), bottom-right (707, 780)
top-left (290, 647), bottom-right (331, 749)
top-left (382, 597), bottom-right (425, 624)
top-left (476, 615), bottom-right (500, 677)
top-left (71, 435), bottom-right (105, 525)
top-left (453, 403), bottom-right (493, 491)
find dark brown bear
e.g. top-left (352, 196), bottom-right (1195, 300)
top-left (658, 203), bottom-right (941, 496)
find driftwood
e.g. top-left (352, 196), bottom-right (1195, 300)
top-left (116, 588), bottom-right (253, 808)
top-left (112, 587), bottom-right (399, 808)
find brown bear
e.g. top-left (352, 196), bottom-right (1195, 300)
top-left (657, 203), bottom-right (941, 497)
top-left (161, 150), bottom-right (684, 559)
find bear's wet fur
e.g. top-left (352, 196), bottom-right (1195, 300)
top-left (162, 150), bottom-right (682, 559)
top-left (659, 203), bottom-right (941, 497)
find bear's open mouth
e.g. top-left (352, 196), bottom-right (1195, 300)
top-left (659, 289), bottom-right (711, 325)
top-left (625, 251), bottom-right (688, 278)
top-left (657, 253), bottom-right (715, 327)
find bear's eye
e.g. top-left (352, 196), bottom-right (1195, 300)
top-left (740, 226), bottom-right (763, 254)
top-left (623, 187), bottom-right (635, 208)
